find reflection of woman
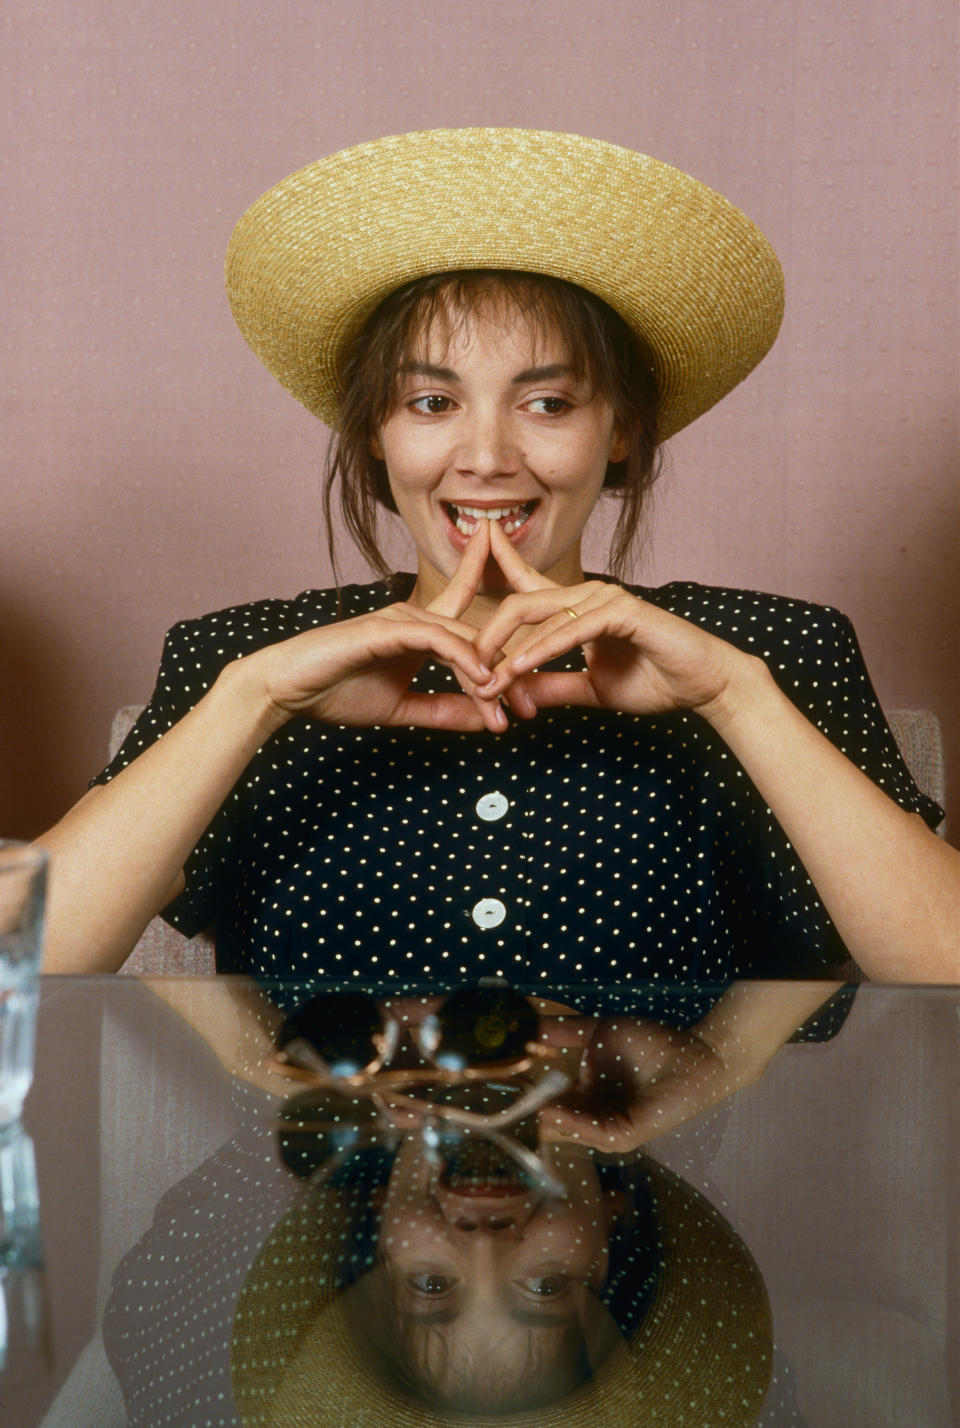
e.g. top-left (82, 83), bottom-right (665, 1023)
top-left (231, 1135), bottom-right (783, 1425)
top-left (38, 131), bottom-right (956, 1123)
top-left (102, 1108), bottom-right (799, 1424)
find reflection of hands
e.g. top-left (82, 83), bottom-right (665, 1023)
top-left (472, 519), bottom-right (750, 723)
top-left (535, 1015), bottom-right (739, 1152)
top-left (535, 980), bottom-right (845, 1152)
top-left (374, 1000), bottom-right (757, 1150)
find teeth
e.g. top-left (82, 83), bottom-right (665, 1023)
top-left (449, 502), bottom-right (532, 536)
top-left (442, 1138), bottom-right (527, 1189)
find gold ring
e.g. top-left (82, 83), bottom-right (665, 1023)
top-left (564, 607), bottom-right (579, 620)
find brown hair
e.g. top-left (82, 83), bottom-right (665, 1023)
top-left (322, 270), bottom-right (661, 585)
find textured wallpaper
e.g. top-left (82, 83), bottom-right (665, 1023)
top-left (2, 0), bottom-right (957, 837)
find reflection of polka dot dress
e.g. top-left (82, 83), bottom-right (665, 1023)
top-left (95, 576), bottom-right (940, 1003)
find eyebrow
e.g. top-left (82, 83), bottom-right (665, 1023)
top-left (401, 1307), bottom-right (569, 1328)
top-left (400, 361), bottom-right (460, 382)
top-left (510, 364), bottom-right (575, 384)
top-left (509, 1307), bottom-right (570, 1327)
top-left (398, 361), bottom-right (577, 385)
top-left (401, 1307), bottom-right (458, 1325)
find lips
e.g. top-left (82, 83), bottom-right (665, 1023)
top-left (442, 500), bottom-right (537, 537)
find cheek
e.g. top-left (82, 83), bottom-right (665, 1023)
top-left (380, 1197), bottom-right (444, 1249)
top-left (384, 439), bottom-right (446, 500)
top-left (549, 429), bottom-right (616, 492)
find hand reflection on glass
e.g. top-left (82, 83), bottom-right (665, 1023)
top-left (267, 982), bottom-right (845, 1170)
top-left (538, 1014), bottom-right (734, 1152)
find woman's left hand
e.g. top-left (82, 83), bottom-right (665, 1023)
top-left (474, 519), bottom-right (751, 722)
top-left (534, 980), bottom-right (845, 1151)
top-left (535, 1013), bottom-right (741, 1152)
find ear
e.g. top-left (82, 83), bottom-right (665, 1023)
top-left (370, 431), bottom-right (385, 461)
top-left (608, 424), bottom-right (628, 464)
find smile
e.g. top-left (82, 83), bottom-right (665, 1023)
top-left (442, 500), bottom-right (537, 536)
top-left (440, 1138), bottom-right (533, 1195)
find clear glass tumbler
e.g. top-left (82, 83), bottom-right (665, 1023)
top-left (0, 843), bottom-right (47, 1129)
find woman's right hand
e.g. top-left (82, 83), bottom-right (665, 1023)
top-left (244, 529), bottom-right (506, 735)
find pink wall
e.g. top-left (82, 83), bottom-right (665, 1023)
top-left (3, 1), bottom-right (957, 843)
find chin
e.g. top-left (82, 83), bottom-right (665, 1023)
top-left (477, 556), bottom-right (514, 594)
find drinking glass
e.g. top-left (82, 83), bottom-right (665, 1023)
top-left (0, 843), bottom-right (47, 1129)
top-left (0, 1126), bottom-right (49, 1384)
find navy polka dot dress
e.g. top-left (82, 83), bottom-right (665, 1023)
top-left (93, 577), bottom-right (941, 1005)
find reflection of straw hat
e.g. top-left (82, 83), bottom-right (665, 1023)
top-left (230, 1159), bottom-right (773, 1426)
top-left (225, 128), bottom-right (784, 440)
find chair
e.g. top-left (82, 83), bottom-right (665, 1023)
top-left (109, 704), bottom-right (946, 975)
top-left (885, 709), bottom-right (946, 820)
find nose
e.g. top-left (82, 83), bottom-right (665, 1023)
top-left (454, 408), bottom-right (521, 479)
top-left (452, 1209), bottom-right (521, 1235)
top-left (437, 1187), bottom-right (539, 1235)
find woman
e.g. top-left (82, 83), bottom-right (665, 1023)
top-left (37, 129), bottom-right (956, 1138)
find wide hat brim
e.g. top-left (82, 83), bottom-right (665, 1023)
top-left (225, 128), bottom-right (784, 440)
top-left (230, 1158), bottom-right (773, 1427)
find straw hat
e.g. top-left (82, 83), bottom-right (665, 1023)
top-left (230, 1159), bottom-right (773, 1426)
top-left (225, 128), bottom-right (784, 440)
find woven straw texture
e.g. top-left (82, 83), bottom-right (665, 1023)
top-left (225, 128), bottom-right (784, 440)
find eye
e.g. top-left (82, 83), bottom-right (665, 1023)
top-left (408, 1272), bottom-right (457, 1297)
top-left (525, 396), bottom-right (571, 416)
top-left (518, 1273), bottom-right (572, 1298)
top-left (409, 394), bottom-right (455, 414)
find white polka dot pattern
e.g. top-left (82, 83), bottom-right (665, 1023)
top-left (93, 576), bottom-right (942, 990)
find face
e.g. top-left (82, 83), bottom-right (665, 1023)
top-left (373, 303), bottom-right (626, 603)
top-left (376, 1136), bottom-right (619, 1402)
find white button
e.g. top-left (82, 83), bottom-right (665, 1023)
top-left (471, 898), bottom-right (507, 929)
top-left (476, 792), bottom-right (509, 822)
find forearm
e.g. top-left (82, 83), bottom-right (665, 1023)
top-left (692, 978), bottom-right (845, 1083)
top-left (140, 975), bottom-right (286, 1092)
top-left (704, 657), bottom-right (960, 981)
top-left (37, 658), bottom-right (286, 973)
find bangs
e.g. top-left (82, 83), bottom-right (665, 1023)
top-left (386, 272), bottom-right (598, 403)
top-left (344, 270), bottom-right (642, 426)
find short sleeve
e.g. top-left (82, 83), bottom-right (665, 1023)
top-left (746, 605), bottom-right (944, 1002)
top-left (89, 619), bottom-right (241, 939)
top-left (781, 610), bottom-right (943, 832)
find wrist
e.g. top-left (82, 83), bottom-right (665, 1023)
top-left (213, 651), bottom-right (292, 743)
top-left (696, 650), bottom-right (777, 737)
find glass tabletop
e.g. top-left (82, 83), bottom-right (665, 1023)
top-left (4, 975), bottom-right (958, 1427)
